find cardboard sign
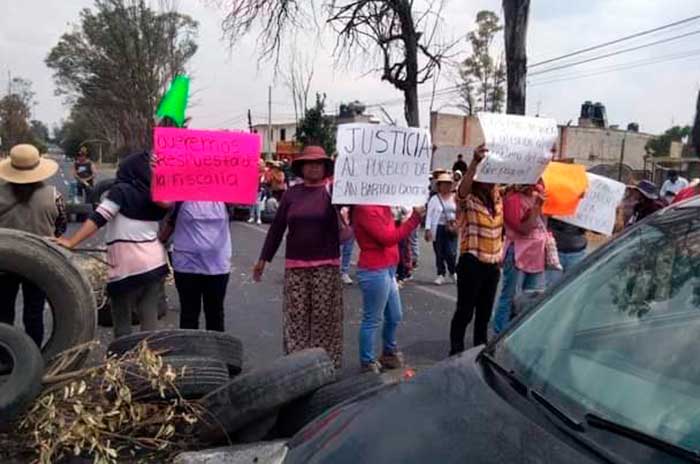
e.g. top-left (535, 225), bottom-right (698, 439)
top-left (542, 162), bottom-right (588, 216)
top-left (332, 123), bottom-right (432, 207)
top-left (555, 173), bottom-right (626, 236)
top-left (476, 112), bottom-right (558, 184)
top-left (152, 127), bottom-right (261, 203)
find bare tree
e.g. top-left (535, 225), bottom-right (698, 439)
top-left (283, 47), bottom-right (315, 122)
top-left (502, 0), bottom-right (530, 115)
top-left (220, 0), bottom-right (452, 127)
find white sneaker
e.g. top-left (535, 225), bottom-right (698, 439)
top-left (341, 273), bottom-right (354, 285)
top-left (256, 219), bottom-right (262, 224)
top-left (247, 218), bottom-right (254, 223)
top-left (448, 274), bottom-right (457, 284)
top-left (434, 275), bottom-right (445, 286)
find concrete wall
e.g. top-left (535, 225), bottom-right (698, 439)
top-left (559, 126), bottom-right (654, 171)
top-left (252, 123), bottom-right (298, 154)
top-left (429, 112), bottom-right (483, 147)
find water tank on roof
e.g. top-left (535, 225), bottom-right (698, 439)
top-left (592, 102), bottom-right (608, 128)
top-left (627, 122), bottom-right (640, 133)
top-left (580, 101), bottom-right (594, 119)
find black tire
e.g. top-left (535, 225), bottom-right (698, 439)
top-left (198, 349), bottom-right (335, 444)
top-left (0, 229), bottom-right (95, 363)
top-left (125, 356), bottom-right (229, 401)
top-left (230, 413), bottom-right (278, 444)
top-left (107, 330), bottom-right (243, 375)
top-left (0, 323), bottom-right (44, 424)
top-left (88, 178), bottom-right (116, 207)
top-left (277, 372), bottom-right (394, 437)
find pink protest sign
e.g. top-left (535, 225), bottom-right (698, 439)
top-left (152, 127), bottom-right (262, 204)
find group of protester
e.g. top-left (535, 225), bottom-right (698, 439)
top-left (2, 137), bottom-right (699, 376)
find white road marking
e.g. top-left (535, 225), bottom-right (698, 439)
top-left (239, 221), bottom-right (458, 303)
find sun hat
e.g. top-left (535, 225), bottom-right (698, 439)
top-left (435, 172), bottom-right (454, 183)
top-left (0, 144), bottom-right (58, 184)
top-left (631, 179), bottom-right (659, 200)
top-left (292, 145), bottom-right (333, 178)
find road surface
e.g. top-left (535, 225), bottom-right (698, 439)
top-left (35, 155), bottom-right (466, 374)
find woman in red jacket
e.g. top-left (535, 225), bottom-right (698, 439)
top-left (353, 204), bottom-right (424, 373)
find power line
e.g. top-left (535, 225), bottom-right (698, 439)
top-left (529, 29), bottom-right (700, 77)
top-left (529, 48), bottom-right (700, 87)
top-left (530, 14), bottom-right (700, 68)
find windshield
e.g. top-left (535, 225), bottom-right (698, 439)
top-left (496, 207), bottom-right (700, 453)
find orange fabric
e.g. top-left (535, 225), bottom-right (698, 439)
top-left (542, 162), bottom-right (588, 216)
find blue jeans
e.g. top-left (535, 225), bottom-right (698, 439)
top-left (357, 267), bottom-right (402, 364)
top-left (340, 239), bottom-right (354, 275)
top-left (493, 245), bottom-right (545, 334)
top-left (546, 249), bottom-right (587, 286)
top-left (409, 229), bottom-right (420, 263)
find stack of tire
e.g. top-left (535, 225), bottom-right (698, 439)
top-left (108, 329), bottom-right (397, 444)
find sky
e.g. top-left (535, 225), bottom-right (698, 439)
top-left (1, 0), bottom-right (699, 137)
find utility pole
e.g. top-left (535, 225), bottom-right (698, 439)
top-left (267, 85), bottom-right (272, 159)
top-left (618, 133), bottom-right (627, 182)
top-left (247, 109), bottom-right (253, 133)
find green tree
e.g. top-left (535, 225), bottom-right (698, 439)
top-left (46, 0), bottom-right (198, 154)
top-left (691, 90), bottom-right (700, 157)
top-left (645, 125), bottom-right (691, 157)
top-left (459, 11), bottom-right (506, 115)
top-left (296, 94), bottom-right (336, 156)
top-left (0, 77), bottom-right (36, 152)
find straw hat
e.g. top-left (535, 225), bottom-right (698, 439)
top-left (435, 172), bottom-right (454, 183)
top-left (0, 144), bottom-right (58, 184)
top-left (292, 145), bottom-right (333, 178)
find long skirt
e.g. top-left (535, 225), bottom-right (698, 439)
top-left (283, 265), bottom-right (344, 369)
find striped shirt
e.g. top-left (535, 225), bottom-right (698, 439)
top-left (93, 198), bottom-right (168, 294)
top-left (457, 189), bottom-right (504, 264)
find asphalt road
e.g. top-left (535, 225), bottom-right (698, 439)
top-left (42, 156), bottom-right (463, 374)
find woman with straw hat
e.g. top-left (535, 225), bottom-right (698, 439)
top-left (425, 171), bottom-right (458, 286)
top-left (0, 144), bottom-right (68, 346)
top-left (253, 145), bottom-right (344, 368)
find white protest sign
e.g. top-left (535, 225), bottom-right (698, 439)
top-left (476, 112), bottom-right (558, 184)
top-left (555, 173), bottom-right (626, 236)
top-left (332, 123), bottom-right (432, 207)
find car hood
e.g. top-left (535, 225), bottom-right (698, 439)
top-left (283, 348), bottom-right (599, 464)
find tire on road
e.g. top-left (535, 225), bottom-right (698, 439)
top-left (107, 329), bottom-right (243, 375)
top-left (0, 323), bottom-right (44, 424)
top-left (125, 356), bottom-right (230, 401)
top-left (0, 229), bottom-right (96, 363)
top-left (198, 349), bottom-right (336, 444)
top-left (277, 372), bottom-right (395, 437)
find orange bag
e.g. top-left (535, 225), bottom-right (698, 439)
top-left (542, 162), bottom-right (588, 216)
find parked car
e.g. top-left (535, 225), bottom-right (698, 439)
top-left (278, 198), bottom-right (700, 464)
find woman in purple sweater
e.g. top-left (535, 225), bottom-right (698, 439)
top-left (253, 146), bottom-right (343, 368)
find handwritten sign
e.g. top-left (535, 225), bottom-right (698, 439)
top-left (152, 127), bottom-right (261, 203)
top-left (555, 173), bottom-right (626, 236)
top-left (476, 112), bottom-right (558, 184)
top-left (332, 124), bottom-right (432, 207)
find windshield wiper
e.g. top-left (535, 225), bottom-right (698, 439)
top-left (586, 413), bottom-right (700, 462)
top-left (480, 353), bottom-right (584, 431)
top-left (479, 352), bottom-right (528, 396)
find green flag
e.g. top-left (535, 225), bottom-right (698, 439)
top-left (156, 75), bottom-right (190, 127)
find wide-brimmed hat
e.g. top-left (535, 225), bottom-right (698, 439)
top-left (292, 146), bottom-right (333, 178)
top-left (630, 179), bottom-right (659, 200)
top-left (435, 172), bottom-right (454, 183)
top-left (0, 144), bottom-right (58, 184)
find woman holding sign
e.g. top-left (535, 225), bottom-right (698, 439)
top-left (450, 146), bottom-right (504, 355)
top-left (253, 146), bottom-right (344, 368)
top-left (492, 182), bottom-right (548, 335)
top-left (353, 204), bottom-right (424, 373)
